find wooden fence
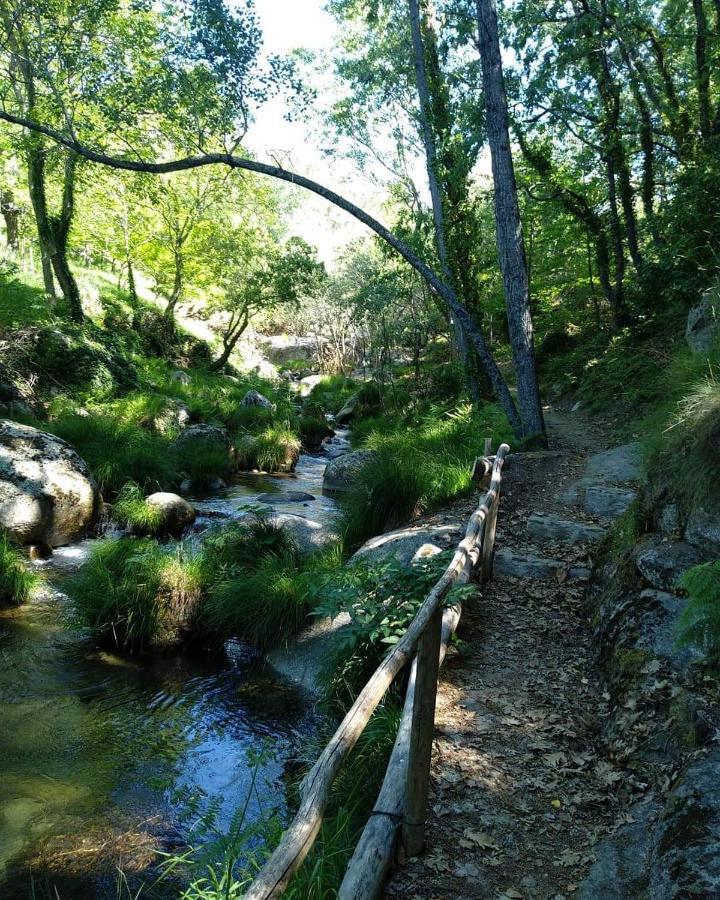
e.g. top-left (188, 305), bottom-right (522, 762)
top-left (245, 443), bottom-right (511, 900)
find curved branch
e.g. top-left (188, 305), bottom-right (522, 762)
top-left (0, 107), bottom-right (523, 435)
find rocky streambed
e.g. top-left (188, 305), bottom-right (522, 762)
top-left (0, 430), bottom-right (353, 897)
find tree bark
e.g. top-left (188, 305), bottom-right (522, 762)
top-left (407, 0), bottom-right (482, 404)
top-left (1, 190), bottom-right (20, 251)
top-left (475, 0), bottom-right (546, 444)
top-left (692, 0), bottom-right (712, 139)
top-left (48, 152), bottom-right (83, 323)
top-left (26, 145), bottom-right (57, 298)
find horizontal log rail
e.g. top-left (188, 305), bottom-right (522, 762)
top-left (245, 443), bottom-right (511, 899)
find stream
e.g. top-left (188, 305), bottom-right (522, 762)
top-left (0, 431), bottom-right (351, 898)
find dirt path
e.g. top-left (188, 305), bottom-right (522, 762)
top-left (385, 407), bottom-right (626, 900)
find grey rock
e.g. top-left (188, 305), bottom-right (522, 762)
top-left (686, 290), bottom-right (719, 354)
top-left (0, 419), bottom-right (101, 547)
top-left (154, 399), bottom-right (192, 435)
top-left (578, 802), bottom-right (656, 900)
top-left (658, 502), bottom-right (681, 537)
top-left (685, 504), bottom-right (720, 557)
top-left (493, 548), bottom-right (589, 581)
top-left (144, 492), bottom-right (196, 535)
top-left (585, 484), bottom-right (637, 519)
top-left (273, 512), bottom-right (337, 554)
top-left (527, 512), bottom-right (606, 545)
top-left (241, 389), bottom-right (275, 410)
top-left (256, 491), bottom-right (316, 504)
top-left (266, 611), bottom-right (352, 694)
top-left (334, 393), bottom-right (359, 426)
top-left (635, 539), bottom-right (704, 591)
top-left (172, 424), bottom-right (230, 452)
top-left (585, 442), bottom-right (645, 483)
top-left (322, 450), bottom-right (376, 494)
top-left (637, 589), bottom-right (702, 670)
top-left (352, 524), bottom-right (462, 568)
top-left (297, 374), bottom-right (323, 397)
top-left (170, 369), bottom-right (191, 385)
top-left (411, 542), bottom-right (444, 564)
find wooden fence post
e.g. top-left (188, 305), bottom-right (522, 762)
top-left (401, 604), bottom-right (443, 857)
top-left (480, 491), bottom-right (499, 583)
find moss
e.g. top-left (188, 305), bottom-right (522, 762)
top-left (614, 648), bottom-right (651, 680)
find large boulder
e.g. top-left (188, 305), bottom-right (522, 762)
top-left (686, 290), bottom-right (719, 354)
top-left (144, 492), bottom-right (196, 536)
top-left (685, 503), bottom-right (720, 557)
top-left (241, 390), bottom-right (275, 411)
top-left (351, 522), bottom-right (463, 568)
top-left (334, 394), bottom-right (359, 425)
top-left (0, 419), bottom-right (100, 547)
top-left (322, 449), bottom-right (377, 494)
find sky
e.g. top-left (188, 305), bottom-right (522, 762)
top-left (246, 0), bottom-right (391, 265)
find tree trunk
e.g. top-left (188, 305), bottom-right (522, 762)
top-left (692, 0), bottom-right (712, 139)
top-left (475, 0), bottom-right (546, 444)
top-left (26, 145), bottom-right (57, 299)
top-left (49, 153), bottom-right (83, 323)
top-left (407, 0), bottom-right (482, 404)
top-left (1, 190), bottom-right (20, 251)
top-left (211, 310), bottom-right (249, 370)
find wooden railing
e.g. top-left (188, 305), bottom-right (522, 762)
top-left (245, 443), bottom-right (511, 900)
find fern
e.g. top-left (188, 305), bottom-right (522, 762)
top-left (677, 560), bottom-right (720, 664)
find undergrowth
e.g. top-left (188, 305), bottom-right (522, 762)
top-left (0, 531), bottom-right (37, 605)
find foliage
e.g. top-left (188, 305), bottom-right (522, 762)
top-left (315, 551), bottom-right (473, 706)
top-left (678, 561), bottom-right (720, 666)
top-left (0, 532), bottom-right (37, 606)
top-left (341, 400), bottom-right (510, 548)
top-left (306, 375), bottom-right (357, 416)
top-left (112, 482), bottom-right (165, 535)
top-left (47, 412), bottom-right (175, 498)
top-left (68, 538), bottom-right (204, 653)
top-left (198, 519), bottom-right (341, 649)
top-left (235, 425), bottom-right (301, 473)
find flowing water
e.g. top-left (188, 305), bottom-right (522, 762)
top-left (0, 434), bottom-right (350, 898)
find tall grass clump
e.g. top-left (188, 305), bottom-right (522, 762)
top-left (0, 531), bottom-right (37, 606)
top-left (48, 412), bottom-right (175, 497)
top-left (199, 519), bottom-right (337, 648)
top-left (68, 538), bottom-right (204, 653)
top-left (112, 482), bottom-right (165, 535)
top-left (306, 374), bottom-right (356, 415)
top-left (235, 425), bottom-right (301, 473)
top-left (174, 436), bottom-right (233, 488)
top-left (341, 402), bottom-right (510, 549)
top-left (677, 560), bottom-right (720, 665)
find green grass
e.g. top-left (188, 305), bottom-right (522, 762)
top-left (306, 374), bottom-right (356, 416)
top-left (0, 266), bottom-right (51, 329)
top-left (68, 538), bottom-right (204, 653)
top-left (0, 532), bottom-right (37, 605)
top-left (341, 401), bottom-right (511, 549)
top-left (198, 519), bottom-right (340, 649)
top-left (47, 411), bottom-right (175, 498)
top-left (235, 424), bottom-right (301, 472)
top-left (112, 482), bottom-right (165, 535)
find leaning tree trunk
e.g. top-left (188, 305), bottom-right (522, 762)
top-left (49, 153), bottom-right (83, 323)
top-left (475, 0), bottom-right (546, 444)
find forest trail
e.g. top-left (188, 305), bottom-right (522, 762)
top-left (386, 407), bottom-right (629, 900)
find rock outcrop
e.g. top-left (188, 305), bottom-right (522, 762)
top-left (241, 389), bottom-right (275, 410)
top-left (322, 449), bottom-right (376, 494)
top-left (0, 419), bottom-right (100, 547)
top-left (686, 290), bottom-right (719, 354)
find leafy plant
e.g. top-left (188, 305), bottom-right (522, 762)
top-left (677, 560), bottom-right (720, 665)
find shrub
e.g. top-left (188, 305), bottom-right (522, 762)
top-left (68, 538), bottom-right (204, 653)
top-left (298, 413), bottom-right (333, 451)
top-left (48, 412), bottom-right (175, 497)
top-left (199, 520), bottom-right (307, 648)
top-left (0, 532), bottom-right (36, 605)
top-left (112, 482), bottom-right (165, 535)
top-left (677, 560), bottom-right (720, 665)
top-left (236, 425), bottom-right (301, 472)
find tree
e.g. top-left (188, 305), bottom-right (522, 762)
top-left (475, 0), bottom-right (545, 442)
